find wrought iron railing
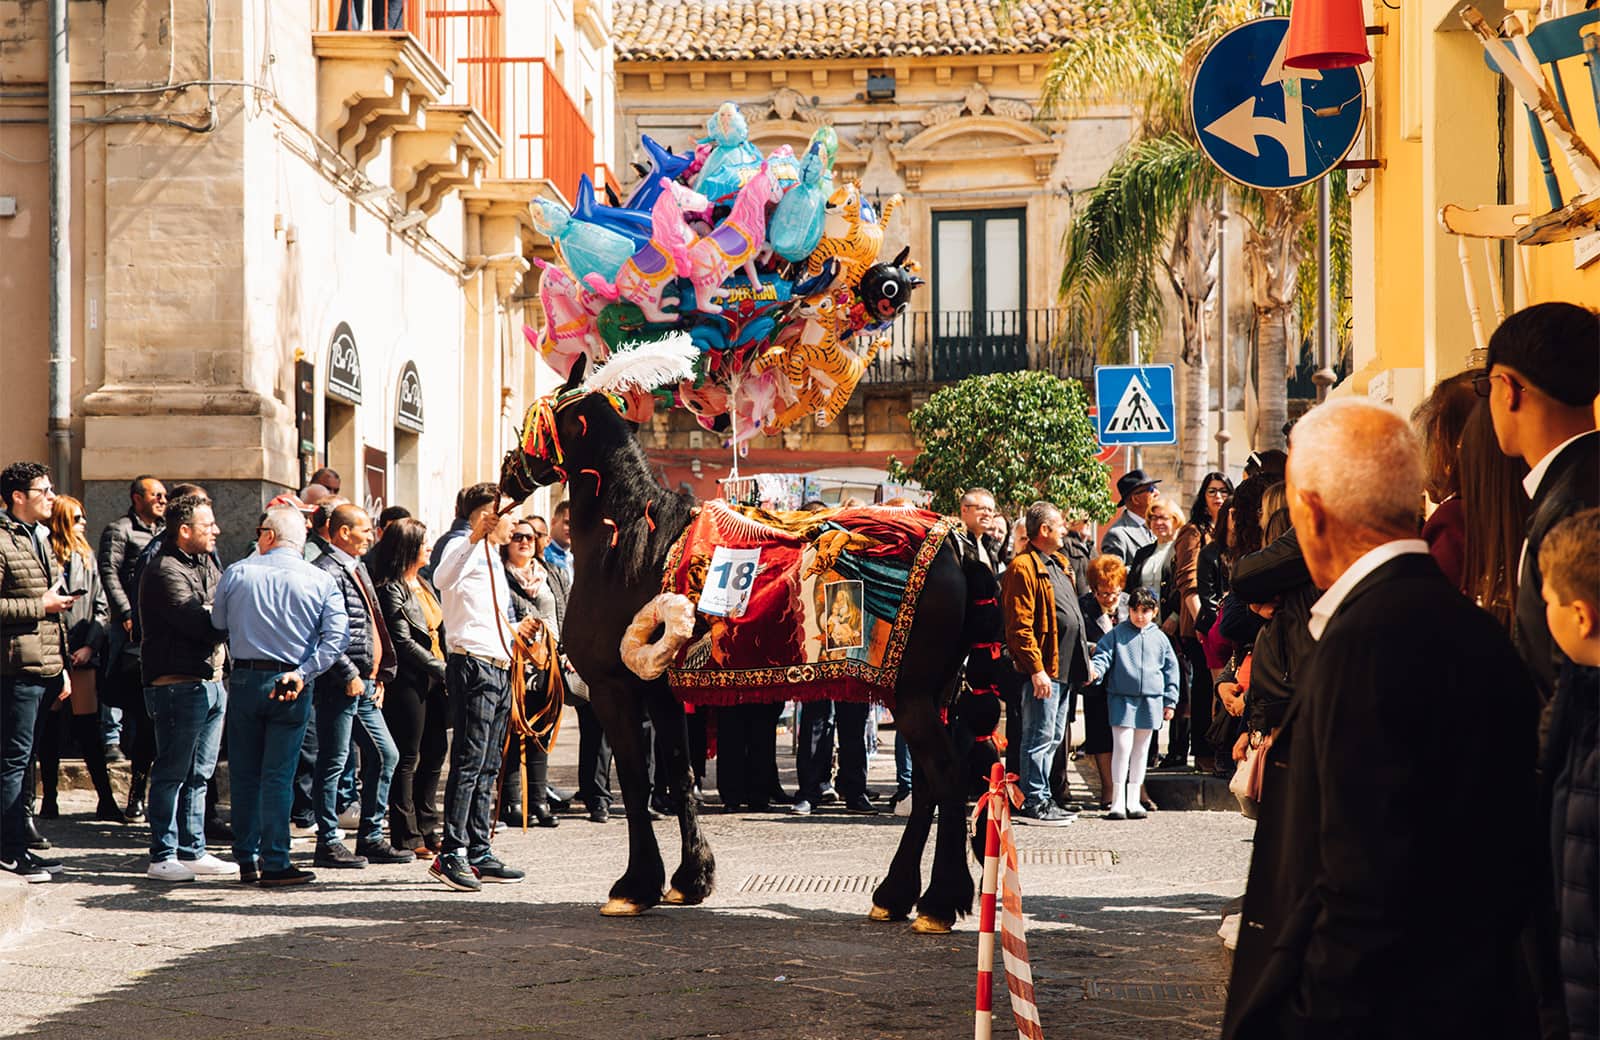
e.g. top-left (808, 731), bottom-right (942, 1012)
top-left (859, 308), bottom-right (1094, 386)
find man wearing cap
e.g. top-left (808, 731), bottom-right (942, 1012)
top-left (1483, 301), bottom-right (1600, 703)
top-left (1100, 470), bottom-right (1161, 565)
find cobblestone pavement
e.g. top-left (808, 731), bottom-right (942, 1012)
top-left (0, 717), bottom-right (1253, 1039)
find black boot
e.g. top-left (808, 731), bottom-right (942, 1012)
top-left (526, 745), bottom-right (557, 828)
top-left (71, 715), bottom-right (123, 821)
top-left (125, 765), bottom-right (148, 823)
top-left (498, 740), bottom-right (524, 826)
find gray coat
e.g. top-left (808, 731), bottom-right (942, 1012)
top-left (1099, 509), bottom-right (1154, 564)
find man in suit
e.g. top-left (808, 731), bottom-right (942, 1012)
top-left (1099, 470), bottom-right (1160, 564)
top-left (1223, 398), bottom-right (1542, 1040)
top-left (1483, 301), bottom-right (1600, 702)
top-left (309, 503), bottom-right (409, 869)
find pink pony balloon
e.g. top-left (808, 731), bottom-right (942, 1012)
top-left (680, 162), bottom-right (783, 315)
top-left (728, 368), bottom-right (780, 446)
top-left (528, 257), bottom-right (608, 378)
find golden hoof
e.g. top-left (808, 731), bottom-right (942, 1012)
top-left (600, 898), bottom-right (646, 917)
top-left (911, 914), bottom-right (954, 934)
top-left (867, 904), bottom-right (903, 923)
top-left (662, 887), bottom-right (697, 906)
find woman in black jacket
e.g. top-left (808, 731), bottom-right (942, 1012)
top-left (500, 519), bottom-right (561, 828)
top-left (371, 518), bottom-right (450, 856)
top-left (34, 496), bottom-right (121, 823)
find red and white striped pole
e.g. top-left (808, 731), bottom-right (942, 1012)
top-left (975, 761), bottom-right (1004, 1039)
top-left (973, 761), bottom-right (1046, 1040)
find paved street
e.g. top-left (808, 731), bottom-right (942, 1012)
top-left (0, 715), bottom-right (1253, 1039)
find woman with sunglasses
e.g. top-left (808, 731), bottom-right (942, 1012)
top-left (1166, 472), bottom-right (1233, 771)
top-left (35, 496), bottom-right (122, 824)
top-left (498, 519), bottom-right (561, 828)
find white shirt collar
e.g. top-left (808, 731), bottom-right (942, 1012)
top-left (1522, 431), bottom-right (1594, 499)
top-left (1308, 539), bottom-right (1431, 641)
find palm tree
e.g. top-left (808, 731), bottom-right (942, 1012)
top-left (1048, 0), bottom-right (1351, 465)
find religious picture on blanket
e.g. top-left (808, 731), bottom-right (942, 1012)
top-left (822, 580), bottom-right (865, 654)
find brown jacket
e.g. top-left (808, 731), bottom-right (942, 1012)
top-left (1172, 522), bottom-right (1212, 639)
top-left (1001, 549), bottom-right (1089, 682)
top-left (0, 510), bottom-right (66, 678)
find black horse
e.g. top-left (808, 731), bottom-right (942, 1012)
top-left (501, 358), bottom-right (998, 932)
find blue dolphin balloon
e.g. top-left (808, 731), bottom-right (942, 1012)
top-left (623, 134), bottom-right (694, 212)
top-left (571, 174), bottom-right (653, 248)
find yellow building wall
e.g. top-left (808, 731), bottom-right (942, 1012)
top-left (1346, 0), bottom-right (1599, 416)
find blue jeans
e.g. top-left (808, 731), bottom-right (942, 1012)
top-left (313, 680), bottom-right (398, 846)
top-left (1018, 680), bottom-right (1068, 811)
top-left (144, 680), bottom-right (227, 862)
top-left (894, 729), bottom-right (913, 793)
top-left (227, 669), bottom-right (314, 871)
top-left (1, 673), bottom-right (57, 858)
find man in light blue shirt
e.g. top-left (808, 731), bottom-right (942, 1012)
top-left (542, 500), bottom-right (573, 579)
top-left (212, 505), bottom-right (347, 887)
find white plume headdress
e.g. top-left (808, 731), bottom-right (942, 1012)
top-left (581, 333), bottom-right (698, 395)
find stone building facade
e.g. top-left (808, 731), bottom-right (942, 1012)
top-left (0, 0), bottom-right (616, 548)
top-left (611, 0), bottom-right (1196, 502)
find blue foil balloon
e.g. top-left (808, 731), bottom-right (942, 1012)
top-left (531, 198), bottom-right (636, 286)
top-left (694, 103), bottom-right (764, 205)
top-left (769, 141), bottom-right (829, 263)
top-left (572, 174), bottom-right (653, 249)
top-left (624, 135), bottom-right (694, 212)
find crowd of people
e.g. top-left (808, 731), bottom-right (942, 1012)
top-left (0, 299), bottom-right (1594, 1035)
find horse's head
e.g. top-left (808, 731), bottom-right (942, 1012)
top-left (501, 355), bottom-right (634, 501)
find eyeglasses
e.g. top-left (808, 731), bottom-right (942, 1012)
top-left (255, 527), bottom-right (271, 537)
top-left (26, 485), bottom-right (54, 498)
top-left (1473, 372), bottom-right (1522, 398)
top-left (509, 532), bottom-right (535, 543)
top-left (1205, 486), bottom-right (1230, 498)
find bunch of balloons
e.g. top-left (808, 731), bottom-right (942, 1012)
top-left (526, 101), bottom-right (925, 443)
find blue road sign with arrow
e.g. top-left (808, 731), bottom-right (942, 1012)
top-left (1095, 365), bottom-right (1177, 446)
top-left (1191, 17), bottom-right (1365, 190)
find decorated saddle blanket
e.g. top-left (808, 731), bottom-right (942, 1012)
top-left (662, 500), bottom-right (956, 707)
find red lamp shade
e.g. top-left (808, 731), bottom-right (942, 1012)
top-left (1284, 0), bottom-right (1372, 69)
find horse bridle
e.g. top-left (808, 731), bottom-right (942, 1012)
top-left (505, 385), bottom-right (627, 498)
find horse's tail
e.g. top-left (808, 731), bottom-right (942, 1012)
top-left (958, 551), bottom-right (1005, 698)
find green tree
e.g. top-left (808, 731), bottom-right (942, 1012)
top-left (887, 371), bottom-right (1114, 521)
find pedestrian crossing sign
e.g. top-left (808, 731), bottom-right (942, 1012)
top-left (1093, 365), bottom-right (1177, 446)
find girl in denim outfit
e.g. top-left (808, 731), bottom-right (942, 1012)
top-left (1088, 587), bottom-right (1180, 820)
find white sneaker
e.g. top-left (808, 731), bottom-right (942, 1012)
top-left (184, 853), bottom-right (240, 877)
top-left (147, 859), bottom-right (196, 882)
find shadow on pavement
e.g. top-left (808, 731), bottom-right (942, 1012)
top-left (10, 885), bottom-right (1230, 1040)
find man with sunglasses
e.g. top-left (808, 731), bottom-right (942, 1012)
top-left (1480, 302), bottom-right (1600, 703)
top-left (0, 463), bottom-right (76, 882)
top-left (96, 475), bottom-right (167, 765)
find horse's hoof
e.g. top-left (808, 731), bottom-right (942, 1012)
top-left (911, 913), bottom-right (954, 934)
top-left (868, 904), bottom-right (905, 923)
top-left (600, 898), bottom-right (648, 917)
top-left (663, 887), bottom-right (702, 906)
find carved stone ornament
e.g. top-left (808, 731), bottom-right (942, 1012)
top-left (743, 87), bottom-right (834, 127)
top-left (919, 82), bottom-right (1035, 128)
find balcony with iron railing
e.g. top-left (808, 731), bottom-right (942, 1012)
top-left (861, 309), bottom-right (1095, 386)
top-left (317, 0), bottom-right (605, 208)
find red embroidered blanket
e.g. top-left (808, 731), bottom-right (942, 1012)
top-left (662, 501), bottom-right (955, 707)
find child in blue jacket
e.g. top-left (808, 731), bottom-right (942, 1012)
top-left (1088, 587), bottom-right (1180, 820)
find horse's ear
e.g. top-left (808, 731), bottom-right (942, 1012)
top-left (563, 356), bottom-right (588, 393)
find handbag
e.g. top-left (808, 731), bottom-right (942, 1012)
top-left (68, 667), bottom-right (99, 716)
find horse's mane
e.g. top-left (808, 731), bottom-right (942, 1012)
top-left (581, 424), bottom-right (697, 588)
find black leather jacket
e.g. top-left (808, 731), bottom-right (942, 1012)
top-left (138, 541), bottom-right (226, 683)
top-left (1230, 529), bottom-right (1320, 734)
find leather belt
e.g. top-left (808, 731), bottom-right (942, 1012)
top-left (450, 651), bottom-right (511, 671)
top-left (234, 658), bottom-right (296, 672)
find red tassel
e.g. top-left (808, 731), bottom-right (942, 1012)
top-left (578, 414), bottom-right (588, 436)
top-left (644, 500), bottom-right (656, 531)
top-left (551, 465), bottom-right (568, 484)
top-left (973, 597), bottom-right (998, 607)
top-left (602, 517), bottom-right (619, 547)
top-left (581, 468), bottom-right (602, 495)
